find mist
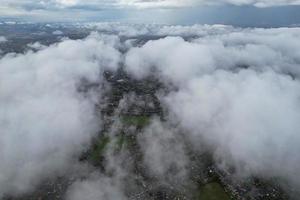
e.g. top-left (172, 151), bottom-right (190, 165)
top-left (124, 25), bottom-right (300, 193)
top-left (1, 24), bottom-right (300, 199)
top-left (0, 36), bottom-right (7, 43)
top-left (0, 33), bottom-right (120, 197)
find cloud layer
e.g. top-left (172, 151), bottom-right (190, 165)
top-left (0, 33), bottom-right (120, 197)
top-left (1, 0), bottom-right (300, 13)
top-left (65, 24), bottom-right (300, 198)
top-left (1, 23), bottom-right (300, 199)
top-left (124, 25), bottom-right (300, 192)
top-left (118, 0), bottom-right (300, 8)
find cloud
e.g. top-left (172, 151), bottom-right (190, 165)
top-left (81, 23), bottom-right (234, 37)
top-left (66, 173), bottom-right (125, 200)
top-left (0, 0), bottom-right (300, 14)
top-left (0, 36), bottom-right (7, 43)
top-left (124, 25), bottom-right (300, 193)
top-left (52, 30), bottom-right (64, 35)
top-left (1, 1), bottom-right (300, 24)
top-left (27, 42), bottom-right (47, 50)
top-left (164, 70), bottom-right (300, 181)
top-left (120, 0), bottom-right (300, 8)
top-left (125, 27), bottom-right (300, 81)
top-left (45, 0), bottom-right (300, 8)
top-left (138, 119), bottom-right (189, 185)
top-left (2, 23), bottom-right (300, 198)
top-left (0, 33), bottom-right (121, 197)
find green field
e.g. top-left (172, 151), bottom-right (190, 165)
top-left (90, 136), bottom-right (110, 163)
top-left (121, 115), bottom-right (150, 127)
top-left (197, 182), bottom-right (231, 200)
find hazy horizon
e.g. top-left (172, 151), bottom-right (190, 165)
top-left (1, 0), bottom-right (300, 27)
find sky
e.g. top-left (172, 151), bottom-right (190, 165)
top-left (0, 0), bottom-right (300, 26)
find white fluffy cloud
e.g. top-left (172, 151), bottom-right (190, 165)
top-left (164, 71), bottom-right (300, 181)
top-left (0, 33), bottom-right (121, 197)
top-left (125, 27), bottom-right (300, 81)
top-left (124, 26), bottom-right (300, 192)
top-left (2, 23), bottom-right (300, 198)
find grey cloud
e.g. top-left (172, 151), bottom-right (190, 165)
top-left (1, 0), bottom-right (300, 12)
top-left (59, 0), bottom-right (300, 8)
